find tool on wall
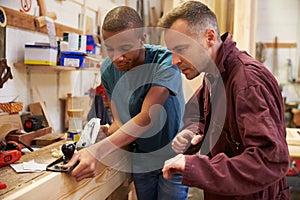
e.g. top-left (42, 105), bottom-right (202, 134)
top-left (0, 7), bottom-right (13, 88)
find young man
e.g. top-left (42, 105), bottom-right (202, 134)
top-left (158, 1), bottom-right (290, 199)
top-left (63, 6), bottom-right (188, 200)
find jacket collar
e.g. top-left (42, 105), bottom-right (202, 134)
top-left (215, 32), bottom-right (236, 75)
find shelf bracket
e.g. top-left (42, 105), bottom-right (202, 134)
top-left (26, 66), bottom-right (31, 104)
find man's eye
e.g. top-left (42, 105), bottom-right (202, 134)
top-left (120, 46), bottom-right (133, 52)
top-left (106, 48), bottom-right (114, 52)
top-left (174, 47), bottom-right (185, 54)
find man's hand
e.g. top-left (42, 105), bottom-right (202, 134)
top-left (172, 129), bottom-right (202, 153)
top-left (162, 154), bottom-right (186, 179)
top-left (62, 148), bottom-right (99, 182)
top-left (100, 124), bottom-right (109, 136)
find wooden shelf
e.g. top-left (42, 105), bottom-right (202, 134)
top-left (14, 63), bottom-right (100, 72)
top-left (3, 6), bottom-right (82, 37)
top-left (264, 42), bottom-right (297, 48)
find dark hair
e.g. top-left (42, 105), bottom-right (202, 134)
top-left (158, 1), bottom-right (220, 37)
top-left (102, 6), bottom-right (143, 32)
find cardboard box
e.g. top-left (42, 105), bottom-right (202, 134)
top-left (60, 51), bottom-right (85, 68)
top-left (24, 43), bottom-right (58, 66)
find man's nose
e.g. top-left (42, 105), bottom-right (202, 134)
top-left (112, 51), bottom-right (124, 62)
top-left (172, 54), bottom-right (182, 66)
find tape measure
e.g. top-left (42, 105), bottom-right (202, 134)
top-left (0, 7), bottom-right (7, 28)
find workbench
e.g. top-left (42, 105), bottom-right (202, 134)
top-left (286, 128), bottom-right (300, 159)
top-left (0, 140), bottom-right (131, 200)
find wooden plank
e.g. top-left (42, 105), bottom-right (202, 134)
top-left (0, 140), bottom-right (131, 199)
top-left (107, 181), bottom-right (131, 200)
top-left (0, 24), bottom-right (6, 58)
top-left (233, 0), bottom-right (257, 56)
top-left (14, 63), bottom-right (100, 72)
top-left (4, 6), bottom-right (36, 32)
top-left (6, 127), bottom-right (52, 147)
top-left (264, 42), bottom-right (297, 48)
top-left (33, 86), bottom-right (53, 128)
top-left (286, 128), bottom-right (300, 159)
top-left (0, 113), bottom-right (23, 130)
top-left (288, 145), bottom-right (300, 159)
top-left (37, 0), bottom-right (47, 16)
top-left (33, 133), bottom-right (65, 146)
top-left (3, 6), bottom-right (82, 37)
top-left (29, 102), bottom-right (44, 116)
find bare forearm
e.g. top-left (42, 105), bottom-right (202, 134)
top-left (87, 116), bottom-right (150, 161)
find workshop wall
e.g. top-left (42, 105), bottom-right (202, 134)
top-left (256, 0), bottom-right (300, 85)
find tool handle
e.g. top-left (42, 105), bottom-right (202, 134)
top-left (0, 181), bottom-right (7, 189)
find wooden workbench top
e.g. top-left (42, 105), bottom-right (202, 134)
top-left (0, 140), bottom-right (131, 199)
top-left (287, 128), bottom-right (300, 159)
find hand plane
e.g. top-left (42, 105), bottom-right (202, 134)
top-left (46, 118), bottom-right (100, 172)
top-left (46, 142), bottom-right (77, 172)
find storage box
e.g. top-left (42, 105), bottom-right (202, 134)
top-left (60, 51), bottom-right (85, 68)
top-left (24, 44), bottom-right (58, 66)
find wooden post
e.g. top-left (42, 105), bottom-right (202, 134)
top-left (233, 0), bottom-right (257, 56)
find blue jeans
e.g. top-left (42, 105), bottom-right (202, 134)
top-left (133, 169), bottom-right (189, 200)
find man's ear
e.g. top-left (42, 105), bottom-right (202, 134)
top-left (206, 29), bottom-right (216, 47)
top-left (140, 33), bottom-right (147, 45)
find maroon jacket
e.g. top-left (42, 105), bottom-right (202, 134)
top-left (182, 33), bottom-right (290, 199)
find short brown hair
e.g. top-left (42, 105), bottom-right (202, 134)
top-left (158, 1), bottom-right (220, 37)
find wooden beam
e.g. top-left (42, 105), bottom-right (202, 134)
top-left (233, 0), bottom-right (257, 56)
top-left (3, 6), bottom-right (82, 37)
top-left (264, 42), bottom-right (297, 48)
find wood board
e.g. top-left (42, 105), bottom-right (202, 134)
top-left (286, 128), bottom-right (300, 159)
top-left (3, 6), bottom-right (82, 38)
top-left (0, 140), bottom-right (131, 199)
top-left (33, 133), bottom-right (65, 146)
top-left (0, 113), bottom-right (23, 130)
top-left (6, 127), bottom-right (52, 147)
